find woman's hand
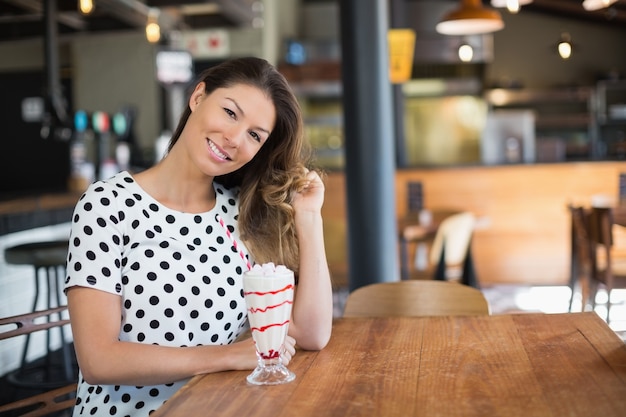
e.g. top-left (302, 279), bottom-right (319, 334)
top-left (281, 335), bottom-right (297, 365)
top-left (287, 168), bottom-right (333, 351)
top-left (68, 287), bottom-right (296, 385)
top-left (291, 169), bottom-right (325, 216)
top-left (230, 335), bottom-right (296, 369)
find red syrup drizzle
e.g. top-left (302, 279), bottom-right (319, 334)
top-left (250, 320), bottom-right (291, 359)
top-left (243, 283), bottom-right (294, 297)
top-left (246, 284), bottom-right (294, 358)
top-left (260, 349), bottom-right (280, 359)
top-left (249, 319), bottom-right (291, 334)
top-left (248, 299), bottom-right (293, 314)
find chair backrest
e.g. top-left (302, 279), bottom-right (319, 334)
top-left (429, 211), bottom-right (476, 267)
top-left (570, 205), bottom-right (593, 268)
top-left (588, 206), bottom-right (614, 286)
top-left (588, 207), bottom-right (613, 248)
top-left (342, 280), bottom-right (490, 318)
top-left (0, 305), bottom-right (70, 341)
top-left (0, 306), bottom-right (76, 416)
top-left (428, 211), bottom-right (477, 285)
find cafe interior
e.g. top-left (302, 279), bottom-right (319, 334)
top-left (1, 0), bottom-right (626, 415)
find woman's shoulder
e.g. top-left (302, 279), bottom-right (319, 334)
top-left (214, 182), bottom-right (240, 201)
top-left (213, 182), bottom-right (240, 219)
top-left (77, 171), bottom-right (137, 206)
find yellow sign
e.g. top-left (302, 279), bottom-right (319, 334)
top-left (388, 29), bottom-right (416, 84)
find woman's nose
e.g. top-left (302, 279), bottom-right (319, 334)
top-left (225, 125), bottom-right (246, 147)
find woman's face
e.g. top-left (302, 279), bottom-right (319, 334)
top-left (181, 82), bottom-right (276, 177)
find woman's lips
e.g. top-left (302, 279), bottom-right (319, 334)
top-left (207, 139), bottom-right (230, 161)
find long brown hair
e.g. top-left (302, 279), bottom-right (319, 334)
top-left (168, 57), bottom-right (313, 273)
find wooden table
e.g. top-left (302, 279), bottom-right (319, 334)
top-left (152, 313), bottom-right (626, 417)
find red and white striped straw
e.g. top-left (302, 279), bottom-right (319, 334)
top-left (217, 214), bottom-right (252, 271)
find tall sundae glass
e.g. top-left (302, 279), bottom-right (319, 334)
top-left (243, 263), bottom-right (296, 385)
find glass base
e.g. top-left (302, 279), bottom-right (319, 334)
top-left (246, 362), bottom-right (295, 385)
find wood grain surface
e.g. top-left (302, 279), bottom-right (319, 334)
top-left (152, 312), bottom-right (626, 417)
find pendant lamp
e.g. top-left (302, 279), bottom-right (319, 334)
top-left (557, 32), bottom-right (573, 60)
top-left (582, 0), bottom-right (617, 11)
top-left (436, 0), bottom-right (504, 36)
top-left (78, 0), bottom-right (94, 15)
top-left (490, 0), bottom-right (533, 14)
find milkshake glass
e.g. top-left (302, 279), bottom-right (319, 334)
top-left (243, 263), bottom-right (295, 385)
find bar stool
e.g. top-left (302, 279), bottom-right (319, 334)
top-left (4, 239), bottom-right (75, 389)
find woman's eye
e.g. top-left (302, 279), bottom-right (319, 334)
top-left (249, 131), bottom-right (261, 142)
top-left (224, 108), bottom-right (236, 118)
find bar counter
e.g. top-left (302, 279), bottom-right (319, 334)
top-left (0, 192), bottom-right (81, 235)
top-left (321, 161), bottom-right (626, 287)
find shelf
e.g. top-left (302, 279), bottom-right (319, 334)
top-left (535, 114), bottom-right (593, 129)
top-left (484, 87), bottom-right (594, 107)
top-left (291, 80), bottom-right (342, 99)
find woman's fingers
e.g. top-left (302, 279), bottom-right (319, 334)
top-left (281, 335), bottom-right (297, 364)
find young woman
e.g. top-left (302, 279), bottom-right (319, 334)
top-left (65, 57), bottom-right (333, 416)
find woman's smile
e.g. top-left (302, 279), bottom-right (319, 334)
top-left (207, 139), bottom-right (231, 161)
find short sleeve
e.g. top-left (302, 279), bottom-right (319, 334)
top-left (65, 182), bottom-right (125, 296)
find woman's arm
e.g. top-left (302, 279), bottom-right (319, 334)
top-left (67, 287), bottom-right (295, 386)
top-left (288, 170), bottom-right (334, 350)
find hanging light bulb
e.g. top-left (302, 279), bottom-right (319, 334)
top-left (557, 33), bottom-right (572, 60)
top-left (78, 0), bottom-right (94, 15)
top-left (506, 0), bottom-right (520, 13)
top-left (436, 0), bottom-right (504, 36)
top-left (582, 0), bottom-right (617, 11)
top-left (458, 43), bottom-right (474, 62)
top-left (145, 8), bottom-right (161, 43)
top-left (491, 0), bottom-right (533, 14)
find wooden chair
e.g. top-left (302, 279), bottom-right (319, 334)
top-left (429, 211), bottom-right (479, 288)
top-left (401, 211), bottom-right (480, 288)
top-left (4, 240), bottom-right (72, 384)
top-left (568, 205), bottom-right (593, 311)
top-left (588, 206), bottom-right (626, 323)
top-left (0, 306), bottom-right (77, 416)
top-left (342, 280), bottom-right (490, 318)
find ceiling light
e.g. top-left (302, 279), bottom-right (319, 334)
top-left (146, 8), bottom-right (161, 43)
top-left (458, 43), bottom-right (474, 62)
top-left (490, 0), bottom-right (533, 14)
top-left (436, 0), bottom-right (505, 36)
top-left (78, 0), bottom-right (94, 15)
top-left (557, 32), bottom-right (573, 60)
top-left (582, 0), bottom-right (617, 11)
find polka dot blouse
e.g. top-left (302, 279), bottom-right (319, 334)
top-left (64, 171), bottom-right (251, 416)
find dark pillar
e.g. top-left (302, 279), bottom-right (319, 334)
top-left (390, 0), bottom-right (408, 168)
top-left (44, 0), bottom-right (60, 108)
top-left (42, 0), bottom-right (70, 141)
top-left (339, 0), bottom-right (399, 291)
